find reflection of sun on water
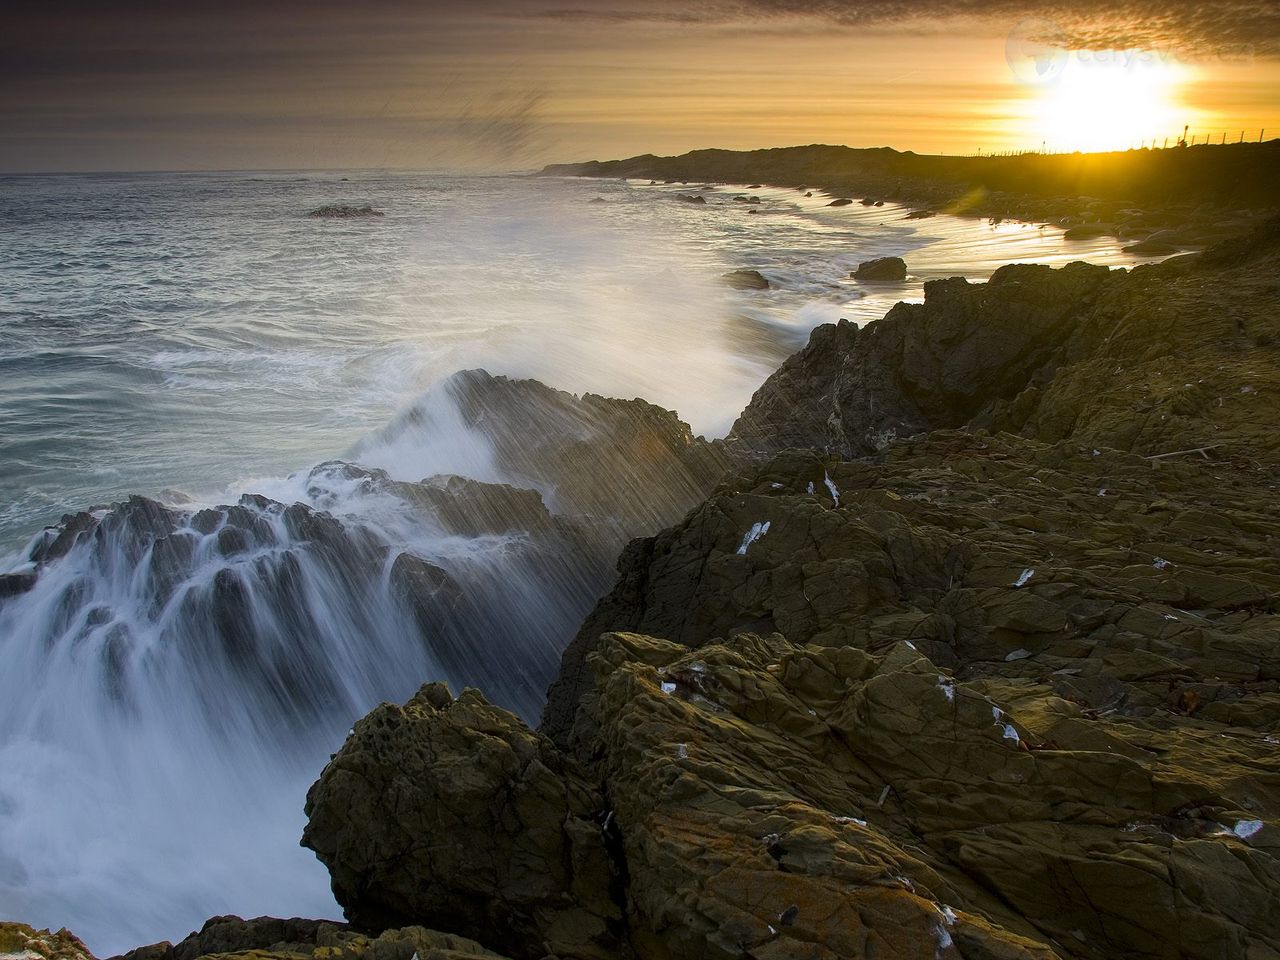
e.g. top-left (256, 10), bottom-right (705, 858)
top-left (1026, 57), bottom-right (1191, 153)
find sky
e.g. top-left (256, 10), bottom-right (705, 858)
top-left (2, 0), bottom-right (1278, 172)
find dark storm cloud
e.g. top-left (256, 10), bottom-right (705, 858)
top-left (735, 0), bottom-right (1279, 55)
top-left (521, 0), bottom-right (1279, 55)
top-left (3, 0), bottom-right (1273, 91)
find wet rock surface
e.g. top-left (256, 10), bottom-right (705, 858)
top-left (852, 256), bottom-right (907, 282)
top-left (426, 369), bottom-right (731, 535)
top-left (329, 430), bottom-right (1279, 959)
top-left (722, 268), bottom-right (771, 290)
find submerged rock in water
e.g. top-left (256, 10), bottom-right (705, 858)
top-left (306, 205), bottom-right (384, 218)
top-left (0, 570), bottom-right (37, 598)
top-left (827, 197), bottom-right (853, 206)
top-left (852, 256), bottom-right (907, 282)
top-left (722, 268), bottom-right (771, 290)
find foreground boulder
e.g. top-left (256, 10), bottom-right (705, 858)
top-left (302, 684), bottom-right (619, 960)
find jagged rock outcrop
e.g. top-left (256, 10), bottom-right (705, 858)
top-left (301, 684), bottom-right (619, 960)
top-left (366, 369), bottom-right (730, 536)
top-left (1, 922), bottom-right (96, 960)
top-left (728, 261), bottom-right (1114, 458)
top-left (982, 217), bottom-right (1280, 464)
top-left (545, 432), bottom-right (1280, 740)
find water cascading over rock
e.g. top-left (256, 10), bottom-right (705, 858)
top-left (0, 369), bottom-right (728, 953)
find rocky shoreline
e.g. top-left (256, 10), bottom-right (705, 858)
top-left (538, 143), bottom-right (1280, 253)
top-left (6, 217), bottom-right (1280, 960)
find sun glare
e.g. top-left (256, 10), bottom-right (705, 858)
top-left (1025, 55), bottom-right (1191, 153)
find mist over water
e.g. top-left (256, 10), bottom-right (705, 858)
top-left (0, 172), bottom-right (1159, 953)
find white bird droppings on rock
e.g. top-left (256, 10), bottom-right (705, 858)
top-left (824, 471), bottom-right (840, 506)
top-left (1233, 820), bottom-right (1264, 840)
top-left (934, 922), bottom-right (954, 957)
top-left (736, 520), bottom-right (771, 555)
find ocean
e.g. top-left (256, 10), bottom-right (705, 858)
top-left (0, 171), bottom-right (1157, 953)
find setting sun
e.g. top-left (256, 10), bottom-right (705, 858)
top-left (1026, 55), bottom-right (1193, 152)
